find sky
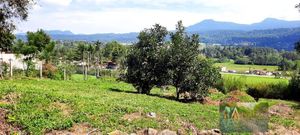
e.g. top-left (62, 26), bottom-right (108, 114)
top-left (16, 0), bottom-right (300, 34)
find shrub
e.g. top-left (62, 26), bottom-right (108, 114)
top-left (247, 82), bottom-right (290, 100)
top-left (43, 63), bottom-right (58, 79)
top-left (289, 71), bottom-right (300, 101)
top-left (219, 76), bottom-right (247, 94)
top-left (235, 57), bottom-right (251, 65)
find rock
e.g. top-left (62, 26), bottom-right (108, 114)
top-left (198, 129), bottom-right (221, 135)
top-left (108, 130), bottom-right (128, 135)
top-left (136, 128), bottom-right (158, 135)
top-left (146, 112), bottom-right (156, 118)
top-left (147, 128), bottom-right (158, 135)
top-left (211, 129), bottom-right (221, 134)
top-left (157, 129), bottom-right (177, 135)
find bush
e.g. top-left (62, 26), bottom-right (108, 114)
top-left (289, 72), bottom-right (300, 101)
top-left (218, 76), bottom-right (247, 94)
top-left (42, 63), bottom-right (58, 79)
top-left (235, 57), bottom-right (251, 65)
top-left (247, 82), bottom-right (290, 100)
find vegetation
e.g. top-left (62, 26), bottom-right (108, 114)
top-left (0, 76), bottom-right (219, 134)
top-left (203, 45), bottom-right (300, 69)
top-left (123, 21), bottom-right (221, 100)
top-left (0, 0), bottom-right (34, 53)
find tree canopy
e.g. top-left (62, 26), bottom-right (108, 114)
top-left (0, 0), bottom-right (34, 52)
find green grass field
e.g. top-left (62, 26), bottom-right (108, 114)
top-left (0, 75), bottom-right (298, 134)
top-left (214, 62), bottom-right (278, 73)
top-left (0, 76), bottom-right (219, 134)
top-left (222, 73), bottom-right (289, 86)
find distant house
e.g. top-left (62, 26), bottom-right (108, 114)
top-left (106, 61), bottom-right (118, 70)
top-left (252, 70), bottom-right (266, 75)
top-left (228, 70), bottom-right (237, 73)
top-left (266, 72), bottom-right (273, 76)
top-left (221, 67), bottom-right (227, 72)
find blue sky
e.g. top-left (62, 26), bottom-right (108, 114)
top-left (16, 0), bottom-right (300, 34)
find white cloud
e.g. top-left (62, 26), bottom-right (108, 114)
top-left (16, 0), bottom-right (300, 34)
top-left (41, 0), bottom-right (72, 6)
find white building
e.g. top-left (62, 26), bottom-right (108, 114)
top-left (221, 67), bottom-right (227, 72)
top-left (0, 53), bottom-right (40, 70)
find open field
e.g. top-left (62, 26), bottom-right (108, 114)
top-left (0, 76), bottom-right (219, 134)
top-left (0, 75), bottom-right (299, 134)
top-left (222, 73), bottom-right (289, 86)
top-left (214, 62), bottom-right (278, 73)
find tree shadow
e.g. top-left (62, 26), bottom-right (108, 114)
top-left (109, 88), bottom-right (138, 94)
top-left (108, 88), bottom-right (196, 103)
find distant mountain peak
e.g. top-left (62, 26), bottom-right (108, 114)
top-left (187, 18), bottom-right (300, 32)
top-left (45, 30), bottom-right (74, 35)
top-left (263, 18), bottom-right (279, 21)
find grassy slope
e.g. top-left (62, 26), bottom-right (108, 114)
top-left (214, 62), bottom-right (278, 73)
top-left (0, 76), bottom-right (218, 134)
top-left (0, 75), bottom-right (298, 134)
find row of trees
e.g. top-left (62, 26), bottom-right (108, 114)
top-left (122, 21), bottom-right (221, 101)
top-left (202, 45), bottom-right (300, 70)
top-left (0, 29), bottom-right (128, 80)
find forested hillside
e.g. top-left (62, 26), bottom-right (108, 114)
top-left (16, 27), bottom-right (300, 50)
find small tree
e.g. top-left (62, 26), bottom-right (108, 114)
top-left (179, 58), bottom-right (221, 100)
top-left (123, 24), bottom-right (168, 94)
top-left (168, 21), bottom-right (201, 99)
top-left (103, 41), bottom-right (126, 63)
top-left (13, 29), bottom-right (52, 77)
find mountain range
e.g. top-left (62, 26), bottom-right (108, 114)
top-left (187, 18), bottom-right (300, 32)
top-left (16, 18), bottom-right (300, 50)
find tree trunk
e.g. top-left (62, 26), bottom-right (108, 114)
top-left (176, 87), bottom-right (180, 100)
top-left (84, 65), bottom-right (88, 80)
top-left (40, 61), bottom-right (43, 79)
top-left (82, 61), bottom-right (85, 80)
top-left (0, 62), bottom-right (3, 80)
top-left (63, 68), bottom-right (66, 80)
top-left (87, 52), bottom-right (90, 80)
top-left (9, 59), bottom-right (13, 79)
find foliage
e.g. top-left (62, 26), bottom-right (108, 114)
top-left (203, 45), bottom-right (299, 66)
top-left (219, 76), bottom-right (247, 93)
top-left (13, 30), bottom-right (54, 77)
top-left (247, 82), bottom-right (290, 100)
top-left (168, 21), bottom-right (202, 99)
top-left (103, 41), bottom-right (126, 62)
top-left (234, 57), bottom-right (251, 64)
top-left (123, 24), bottom-right (168, 94)
top-left (200, 28), bottom-right (300, 50)
top-left (289, 71), bottom-right (300, 101)
top-left (0, 0), bottom-right (33, 52)
top-left (278, 58), bottom-right (295, 71)
top-left (178, 59), bottom-right (221, 100)
top-left (42, 63), bottom-right (58, 79)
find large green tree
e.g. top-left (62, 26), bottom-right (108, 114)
top-left (168, 21), bottom-right (202, 99)
top-left (123, 24), bottom-right (168, 94)
top-left (0, 0), bottom-right (34, 52)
